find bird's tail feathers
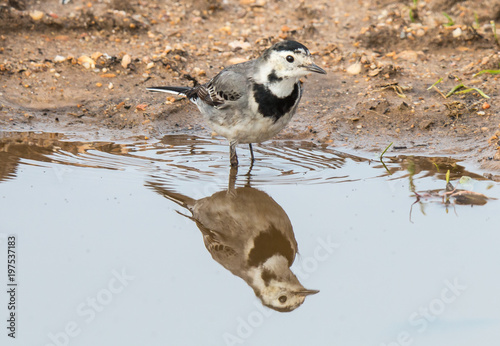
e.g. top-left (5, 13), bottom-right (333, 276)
top-left (145, 181), bottom-right (196, 210)
top-left (146, 86), bottom-right (191, 96)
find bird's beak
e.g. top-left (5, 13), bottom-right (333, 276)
top-left (305, 63), bottom-right (327, 74)
top-left (296, 289), bottom-right (320, 296)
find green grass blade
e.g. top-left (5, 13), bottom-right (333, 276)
top-left (442, 12), bottom-right (454, 26)
top-left (445, 83), bottom-right (465, 98)
top-left (454, 87), bottom-right (490, 98)
top-left (380, 142), bottom-right (393, 159)
top-left (473, 69), bottom-right (500, 77)
top-left (472, 88), bottom-right (490, 99)
top-left (427, 77), bottom-right (443, 90)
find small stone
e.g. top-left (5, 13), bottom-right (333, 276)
top-left (220, 26), bottom-right (231, 35)
top-left (482, 102), bottom-right (491, 110)
top-left (192, 67), bottom-right (206, 76)
top-left (54, 55), bottom-right (66, 63)
top-left (146, 62), bottom-right (154, 69)
top-left (77, 56), bottom-right (96, 69)
top-left (89, 53), bottom-right (101, 62)
top-left (227, 57), bottom-right (247, 65)
top-left (228, 40), bottom-right (252, 51)
top-left (481, 127), bottom-right (489, 132)
top-left (108, 82), bottom-right (114, 89)
top-left (396, 50), bottom-right (422, 62)
top-left (121, 54), bottom-right (132, 69)
top-left (346, 62), bottom-right (362, 75)
top-left (452, 27), bottom-right (462, 38)
top-left (494, 150), bottom-right (500, 161)
top-left (30, 10), bottom-right (44, 21)
top-left (419, 119), bottom-right (434, 130)
top-left (416, 29), bottom-right (425, 37)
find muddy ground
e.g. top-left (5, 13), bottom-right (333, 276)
top-left (1, 0), bottom-right (500, 172)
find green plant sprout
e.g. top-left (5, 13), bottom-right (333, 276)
top-left (380, 142), bottom-right (393, 160)
top-left (491, 21), bottom-right (499, 45)
top-left (427, 77), bottom-right (443, 90)
top-left (473, 63), bottom-right (500, 77)
top-left (442, 12), bottom-right (454, 26)
top-left (379, 142), bottom-right (393, 174)
top-left (409, 0), bottom-right (418, 23)
top-left (473, 12), bottom-right (479, 29)
top-left (429, 79), bottom-right (490, 99)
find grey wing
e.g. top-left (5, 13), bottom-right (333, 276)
top-left (194, 220), bottom-right (237, 262)
top-left (194, 62), bottom-right (253, 109)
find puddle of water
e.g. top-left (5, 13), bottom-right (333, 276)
top-left (0, 131), bottom-right (499, 346)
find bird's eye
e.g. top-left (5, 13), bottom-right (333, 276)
top-left (278, 295), bottom-right (287, 303)
top-left (286, 55), bottom-right (294, 63)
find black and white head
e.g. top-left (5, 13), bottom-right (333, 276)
top-left (257, 40), bottom-right (326, 83)
top-left (256, 271), bottom-right (319, 312)
top-left (251, 255), bottom-right (319, 312)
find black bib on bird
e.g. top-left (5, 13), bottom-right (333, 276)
top-left (252, 83), bottom-right (300, 122)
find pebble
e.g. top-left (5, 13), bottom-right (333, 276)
top-left (91, 52), bottom-right (103, 61)
top-left (396, 50), bottom-right (421, 62)
top-left (30, 10), bottom-right (44, 21)
top-left (346, 62), bottom-right (362, 75)
top-left (227, 57), bottom-right (247, 64)
top-left (78, 56), bottom-right (95, 69)
top-left (54, 55), bottom-right (66, 63)
top-left (452, 28), bottom-right (462, 38)
top-left (121, 54), bottom-right (132, 69)
top-left (229, 40), bottom-right (252, 51)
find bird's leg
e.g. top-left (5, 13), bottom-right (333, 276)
top-left (229, 141), bottom-right (238, 167)
top-left (228, 165), bottom-right (238, 192)
top-left (245, 144), bottom-right (255, 185)
top-left (248, 143), bottom-right (255, 162)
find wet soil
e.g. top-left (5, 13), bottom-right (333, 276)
top-left (1, 0), bottom-right (500, 171)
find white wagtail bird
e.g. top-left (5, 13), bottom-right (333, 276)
top-left (146, 169), bottom-right (318, 312)
top-left (147, 40), bottom-right (326, 166)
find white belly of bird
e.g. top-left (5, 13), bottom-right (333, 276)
top-left (206, 110), bottom-right (295, 144)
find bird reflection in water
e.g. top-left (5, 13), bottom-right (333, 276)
top-left (146, 167), bottom-right (318, 312)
